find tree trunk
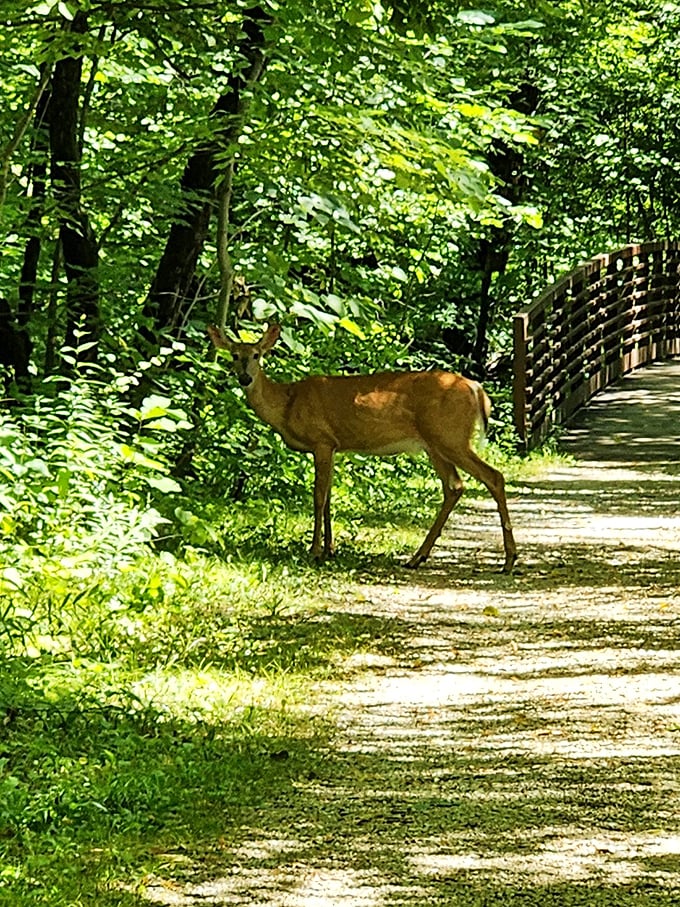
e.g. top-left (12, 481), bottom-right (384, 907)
top-left (0, 61), bottom-right (52, 211)
top-left (144, 6), bottom-right (270, 335)
top-left (48, 12), bottom-right (100, 362)
top-left (0, 298), bottom-right (32, 392)
top-left (19, 64), bottom-right (51, 330)
top-left (473, 82), bottom-right (540, 369)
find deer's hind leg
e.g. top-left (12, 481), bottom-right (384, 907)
top-left (407, 454), bottom-right (464, 569)
top-left (455, 447), bottom-right (517, 573)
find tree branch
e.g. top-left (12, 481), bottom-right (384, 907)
top-left (0, 62), bottom-right (53, 213)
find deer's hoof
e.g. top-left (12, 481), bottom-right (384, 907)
top-left (502, 553), bottom-right (517, 574)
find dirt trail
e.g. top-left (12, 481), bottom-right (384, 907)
top-left (146, 362), bottom-right (680, 906)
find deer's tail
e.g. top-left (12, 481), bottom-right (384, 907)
top-left (474, 382), bottom-right (491, 444)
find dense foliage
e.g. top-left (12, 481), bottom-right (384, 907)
top-left (1, 1), bottom-right (679, 901)
top-left (2, 0), bottom-right (678, 519)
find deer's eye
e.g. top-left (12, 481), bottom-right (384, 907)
top-left (231, 353), bottom-right (239, 361)
top-left (252, 353), bottom-right (260, 361)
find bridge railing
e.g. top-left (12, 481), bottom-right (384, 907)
top-left (513, 240), bottom-right (680, 449)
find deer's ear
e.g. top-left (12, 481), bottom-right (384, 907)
top-left (259, 323), bottom-right (281, 352)
top-left (207, 324), bottom-right (234, 351)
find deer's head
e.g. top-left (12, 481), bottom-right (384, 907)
top-left (207, 323), bottom-right (281, 388)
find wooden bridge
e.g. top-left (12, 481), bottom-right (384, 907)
top-left (513, 241), bottom-right (680, 449)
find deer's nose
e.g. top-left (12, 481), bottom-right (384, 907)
top-left (238, 374), bottom-right (252, 387)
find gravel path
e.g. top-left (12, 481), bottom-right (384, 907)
top-left (146, 362), bottom-right (680, 906)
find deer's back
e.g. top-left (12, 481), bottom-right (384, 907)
top-left (282, 369), bottom-right (482, 454)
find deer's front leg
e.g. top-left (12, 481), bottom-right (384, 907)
top-left (311, 448), bottom-right (335, 560)
top-left (323, 488), bottom-right (334, 557)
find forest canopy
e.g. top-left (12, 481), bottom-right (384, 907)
top-left (2, 0), bottom-right (678, 379)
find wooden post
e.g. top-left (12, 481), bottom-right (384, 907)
top-left (513, 312), bottom-right (529, 445)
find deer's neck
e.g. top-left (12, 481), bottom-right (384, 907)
top-left (244, 372), bottom-right (291, 435)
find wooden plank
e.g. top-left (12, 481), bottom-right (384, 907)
top-left (513, 240), bottom-right (680, 449)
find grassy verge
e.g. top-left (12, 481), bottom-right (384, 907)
top-left (1, 664), bottom-right (322, 905)
top-left (0, 548), bottom-right (410, 905)
top-left (0, 441), bottom-right (565, 905)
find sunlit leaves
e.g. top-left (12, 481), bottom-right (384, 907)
top-left (297, 193), bottom-right (361, 234)
top-left (29, 0), bottom-right (77, 17)
top-left (457, 9), bottom-right (496, 26)
top-left (4, 0), bottom-right (678, 380)
top-left (344, 0), bottom-right (382, 26)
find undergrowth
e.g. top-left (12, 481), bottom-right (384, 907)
top-left (0, 360), bottom-right (564, 905)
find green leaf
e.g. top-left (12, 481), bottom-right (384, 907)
top-left (119, 444), bottom-right (165, 470)
top-left (144, 416), bottom-right (192, 432)
top-left (143, 475), bottom-right (182, 494)
top-left (30, 0), bottom-right (57, 15)
top-left (511, 204), bottom-right (544, 229)
top-left (345, 0), bottom-right (373, 25)
top-left (25, 458), bottom-right (50, 477)
top-left (457, 10), bottom-right (495, 25)
top-left (291, 300), bottom-right (336, 325)
top-left (457, 102), bottom-right (488, 119)
top-left (0, 566), bottom-right (24, 592)
top-left (337, 317), bottom-right (366, 340)
top-left (57, 468), bottom-right (71, 498)
top-left (137, 394), bottom-right (173, 422)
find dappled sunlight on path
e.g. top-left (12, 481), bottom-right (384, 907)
top-left (558, 360), bottom-right (680, 466)
top-left (141, 363), bottom-right (680, 905)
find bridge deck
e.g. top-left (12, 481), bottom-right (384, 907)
top-left (557, 359), bottom-right (680, 466)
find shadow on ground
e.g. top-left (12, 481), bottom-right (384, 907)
top-left (136, 363), bottom-right (680, 905)
top-left (137, 480), bottom-right (680, 905)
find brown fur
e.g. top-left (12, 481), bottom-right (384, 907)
top-left (208, 323), bottom-right (516, 571)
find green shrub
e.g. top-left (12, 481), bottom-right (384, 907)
top-left (0, 354), bottom-right (192, 656)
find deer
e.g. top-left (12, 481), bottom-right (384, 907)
top-left (207, 322), bottom-right (517, 573)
